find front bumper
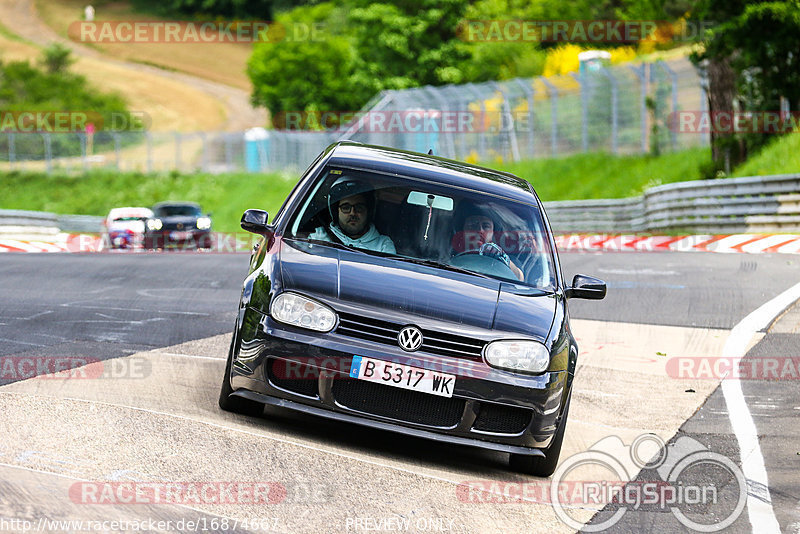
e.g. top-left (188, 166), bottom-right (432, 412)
top-left (227, 307), bottom-right (569, 455)
top-left (144, 229), bottom-right (211, 248)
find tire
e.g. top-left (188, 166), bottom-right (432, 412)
top-left (218, 321), bottom-right (263, 416)
top-left (198, 233), bottom-right (213, 250)
top-left (510, 392), bottom-right (571, 477)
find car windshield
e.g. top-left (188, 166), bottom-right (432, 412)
top-left (113, 216), bottom-right (145, 222)
top-left (154, 205), bottom-right (201, 217)
top-left (287, 167), bottom-right (556, 289)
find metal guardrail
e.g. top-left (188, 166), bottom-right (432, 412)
top-left (543, 174), bottom-right (800, 233)
top-left (0, 209), bottom-right (104, 235)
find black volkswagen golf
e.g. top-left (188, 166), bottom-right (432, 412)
top-left (219, 142), bottom-right (606, 476)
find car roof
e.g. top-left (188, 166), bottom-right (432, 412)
top-left (152, 201), bottom-right (202, 209)
top-left (107, 207), bottom-right (153, 218)
top-left (326, 142), bottom-right (537, 204)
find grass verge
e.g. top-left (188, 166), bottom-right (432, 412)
top-left (493, 148), bottom-right (711, 202)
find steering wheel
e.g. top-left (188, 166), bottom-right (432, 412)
top-left (453, 242), bottom-right (510, 266)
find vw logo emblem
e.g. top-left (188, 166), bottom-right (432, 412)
top-left (397, 326), bottom-right (423, 352)
top-left (177, 223), bottom-right (184, 229)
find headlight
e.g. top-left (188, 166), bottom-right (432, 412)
top-left (484, 340), bottom-right (550, 373)
top-left (147, 219), bottom-right (162, 231)
top-left (196, 217), bottom-right (211, 230)
top-left (270, 292), bottom-right (337, 332)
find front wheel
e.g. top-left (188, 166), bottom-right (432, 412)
top-left (510, 392), bottom-right (571, 477)
top-left (218, 321), bottom-right (263, 416)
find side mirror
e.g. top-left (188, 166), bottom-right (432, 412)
top-left (565, 274), bottom-right (606, 300)
top-left (241, 209), bottom-right (272, 235)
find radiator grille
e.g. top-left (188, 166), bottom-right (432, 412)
top-left (473, 402), bottom-right (531, 434)
top-left (332, 378), bottom-right (464, 428)
top-left (336, 312), bottom-right (485, 361)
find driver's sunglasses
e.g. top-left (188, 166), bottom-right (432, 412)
top-left (339, 202), bottom-right (368, 214)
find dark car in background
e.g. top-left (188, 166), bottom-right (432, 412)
top-left (218, 142), bottom-right (606, 477)
top-left (143, 201), bottom-right (212, 249)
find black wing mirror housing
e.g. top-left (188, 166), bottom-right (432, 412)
top-left (241, 209), bottom-right (272, 235)
top-left (565, 274), bottom-right (607, 300)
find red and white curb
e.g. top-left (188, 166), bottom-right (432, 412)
top-left (4, 233), bottom-right (800, 254)
top-left (0, 238), bottom-right (69, 252)
top-left (555, 234), bottom-right (800, 254)
top-left (0, 233), bottom-right (252, 253)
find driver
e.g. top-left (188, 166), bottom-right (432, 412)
top-left (309, 176), bottom-right (396, 253)
top-left (455, 204), bottom-right (524, 281)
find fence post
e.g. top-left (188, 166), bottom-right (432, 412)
top-left (629, 64), bottom-right (648, 154)
top-left (514, 78), bottom-right (536, 159)
top-left (658, 61), bottom-right (679, 150)
top-left (541, 77), bottom-right (559, 156)
top-left (113, 133), bottom-right (121, 170)
top-left (8, 133), bottom-right (15, 170)
top-left (146, 132), bottom-right (153, 173)
top-left (225, 133), bottom-right (234, 170)
top-left (423, 86), bottom-right (452, 158)
top-left (601, 67), bottom-right (619, 154)
top-left (43, 133), bottom-right (52, 175)
top-left (442, 85), bottom-right (466, 160)
top-left (570, 72), bottom-right (588, 152)
top-left (199, 132), bottom-right (208, 172)
top-left (492, 82), bottom-right (519, 161)
top-left (174, 132), bottom-right (181, 171)
top-left (80, 133), bottom-right (88, 173)
top-left (464, 83), bottom-right (488, 161)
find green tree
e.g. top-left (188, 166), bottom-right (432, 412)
top-left (248, 0), bottom-right (475, 123)
top-left (692, 0), bottom-right (800, 172)
top-left (40, 43), bottom-right (75, 74)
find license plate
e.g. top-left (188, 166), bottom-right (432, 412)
top-left (170, 231), bottom-right (192, 240)
top-left (349, 356), bottom-right (456, 398)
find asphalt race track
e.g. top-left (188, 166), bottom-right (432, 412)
top-left (0, 251), bottom-right (798, 533)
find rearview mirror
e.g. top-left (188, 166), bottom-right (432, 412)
top-left (565, 274), bottom-right (606, 300)
top-left (407, 191), bottom-right (454, 211)
top-left (241, 209), bottom-right (272, 235)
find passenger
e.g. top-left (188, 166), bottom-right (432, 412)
top-left (310, 176), bottom-right (396, 253)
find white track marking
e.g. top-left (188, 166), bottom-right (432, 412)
top-left (722, 280), bottom-right (800, 534)
top-left (154, 352), bottom-right (225, 361)
top-left (60, 303), bottom-right (209, 316)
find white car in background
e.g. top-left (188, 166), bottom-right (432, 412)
top-left (105, 207), bottom-right (154, 249)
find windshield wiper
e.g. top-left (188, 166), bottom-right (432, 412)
top-left (383, 255), bottom-right (492, 279)
top-left (287, 237), bottom-right (368, 255)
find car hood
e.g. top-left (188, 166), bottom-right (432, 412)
top-left (155, 215), bottom-right (199, 223)
top-left (108, 220), bottom-right (145, 233)
top-left (279, 240), bottom-right (555, 339)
